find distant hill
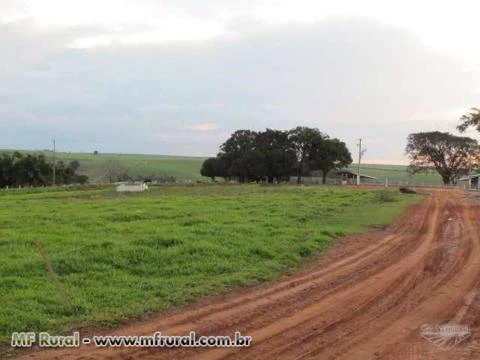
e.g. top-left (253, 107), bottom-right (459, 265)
top-left (0, 150), bottom-right (444, 185)
top-left (0, 150), bottom-right (206, 183)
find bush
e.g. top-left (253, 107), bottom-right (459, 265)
top-left (377, 191), bottom-right (397, 203)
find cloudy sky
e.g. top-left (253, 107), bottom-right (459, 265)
top-left (1, 0), bottom-right (480, 163)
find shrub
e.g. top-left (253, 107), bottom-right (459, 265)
top-left (377, 191), bottom-right (397, 203)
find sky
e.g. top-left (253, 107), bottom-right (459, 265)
top-left (1, 0), bottom-right (480, 163)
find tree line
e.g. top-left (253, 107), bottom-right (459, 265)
top-left (201, 127), bottom-right (352, 183)
top-left (0, 152), bottom-right (88, 187)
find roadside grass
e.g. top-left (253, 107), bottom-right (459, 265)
top-left (0, 185), bottom-right (420, 344)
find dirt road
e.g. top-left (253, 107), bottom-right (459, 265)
top-left (16, 189), bottom-right (480, 359)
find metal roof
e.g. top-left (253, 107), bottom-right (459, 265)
top-left (459, 174), bottom-right (480, 181)
top-left (335, 170), bottom-right (377, 179)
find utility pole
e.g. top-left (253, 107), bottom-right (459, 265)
top-left (356, 138), bottom-right (366, 186)
top-left (52, 139), bottom-right (56, 186)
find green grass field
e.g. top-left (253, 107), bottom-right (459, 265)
top-left (3, 150), bottom-right (207, 183)
top-left (0, 184), bottom-right (420, 346)
top-left (348, 164), bottom-right (444, 186)
top-left (2, 149), bottom-right (445, 185)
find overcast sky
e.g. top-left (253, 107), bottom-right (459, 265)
top-left (1, 0), bottom-right (480, 163)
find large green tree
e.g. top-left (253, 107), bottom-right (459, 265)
top-left (256, 129), bottom-right (297, 182)
top-left (203, 127), bottom-right (352, 184)
top-left (200, 157), bottom-right (227, 181)
top-left (289, 127), bottom-right (326, 184)
top-left (229, 150), bottom-right (267, 182)
top-left (405, 131), bottom-right (480, 185)
top-left (309, 137), bottom-right (353, 184)
top-left (218, 130), bottom-right (257, 166)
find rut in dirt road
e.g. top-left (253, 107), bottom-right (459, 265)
top-left (15, 189), bottom-right (480, 360)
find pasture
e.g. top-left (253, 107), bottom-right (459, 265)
top-left (348, 164), bottom-right (444, 186)
top-left (0, 184), bottom-right (419, 345)
top-left (3, 150), bottom-right (445, 185)
top-left (4, 151), bottom-right (206, 183)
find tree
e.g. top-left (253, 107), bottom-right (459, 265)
top-left (309, 137), bottom-right (353, 184)
top-left (0, 152), bottom-right (87, 187)
top-left (204, 127), bottom-right (352, 184)
top-left (201, 158), bottom-right (217, 181)
top-left (457, 107), bottom-right (480, 133)
top-left (69, 160), bottom-right (80, 172)
top-left (405, 131), bottom-right (480, 185)
top-left (7, 152), bottom-right (51, 186)
top-left (229, 150), bottom-right (266, 182)
top-left (0, 153), bottom-right (14, 186)
top-left (102, 160), bottom-right (128, 183)
top-left (218, 130), bottom-right (258, 180)
top-left (56, 160), bottom-right (87, 184)
top-left (201, 157), bottom-right (227, 181)
top-left (256, 129), bottom-right (297, 182)
top-left (288, 127), bottom-right (326, 183)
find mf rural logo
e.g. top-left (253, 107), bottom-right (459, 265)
top-left (420, 323), bottom-right (471, 351)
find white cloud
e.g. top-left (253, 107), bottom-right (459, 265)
top-left (184, 123), bottom-right (220, 131)
top-left (140, 104), bottom-right (181, 114)
top-left (22, 0), bottom-right (164, 27)
top-left (0, 0), bottom-right (28, 24)
top-left (68, 16), bottom-right (228, 48)
top-left (0, 0), bottom-right (478, 63)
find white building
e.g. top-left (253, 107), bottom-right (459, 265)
top-left (116, 182), bottom-right (148, 193)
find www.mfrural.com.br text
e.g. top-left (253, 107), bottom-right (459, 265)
top-left (11, 331), bottom-right (252, 348)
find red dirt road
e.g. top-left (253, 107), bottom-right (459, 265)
top-left (15, 189), bottom-right (480, 359)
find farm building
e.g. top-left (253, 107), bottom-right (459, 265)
top-left (291, 170), bottom-right (378, 185)
top-left (116, 182), bottom-right (149, 192)
top-left (334, 170), bottom-right (378, 183)
top-left (459, 174), bottom-right (480, 189)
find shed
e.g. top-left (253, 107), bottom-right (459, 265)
top-left (289, 170), bottom-right (377, 184)
top-left (459, 174), bottom-right (480, 189)
top-left (333, 170), bottom-right (378, 182)
top-left (116, 182), bottom-right (149, 193)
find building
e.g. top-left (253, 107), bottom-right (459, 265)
top-left (116, 182), bottom-right (149, 193)
top-left (290, 170), bottom-right (378, 185)
top-left (333, 170), bottom-right (378, 184)
top-left (459, 174), bottom-right (480, 189)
